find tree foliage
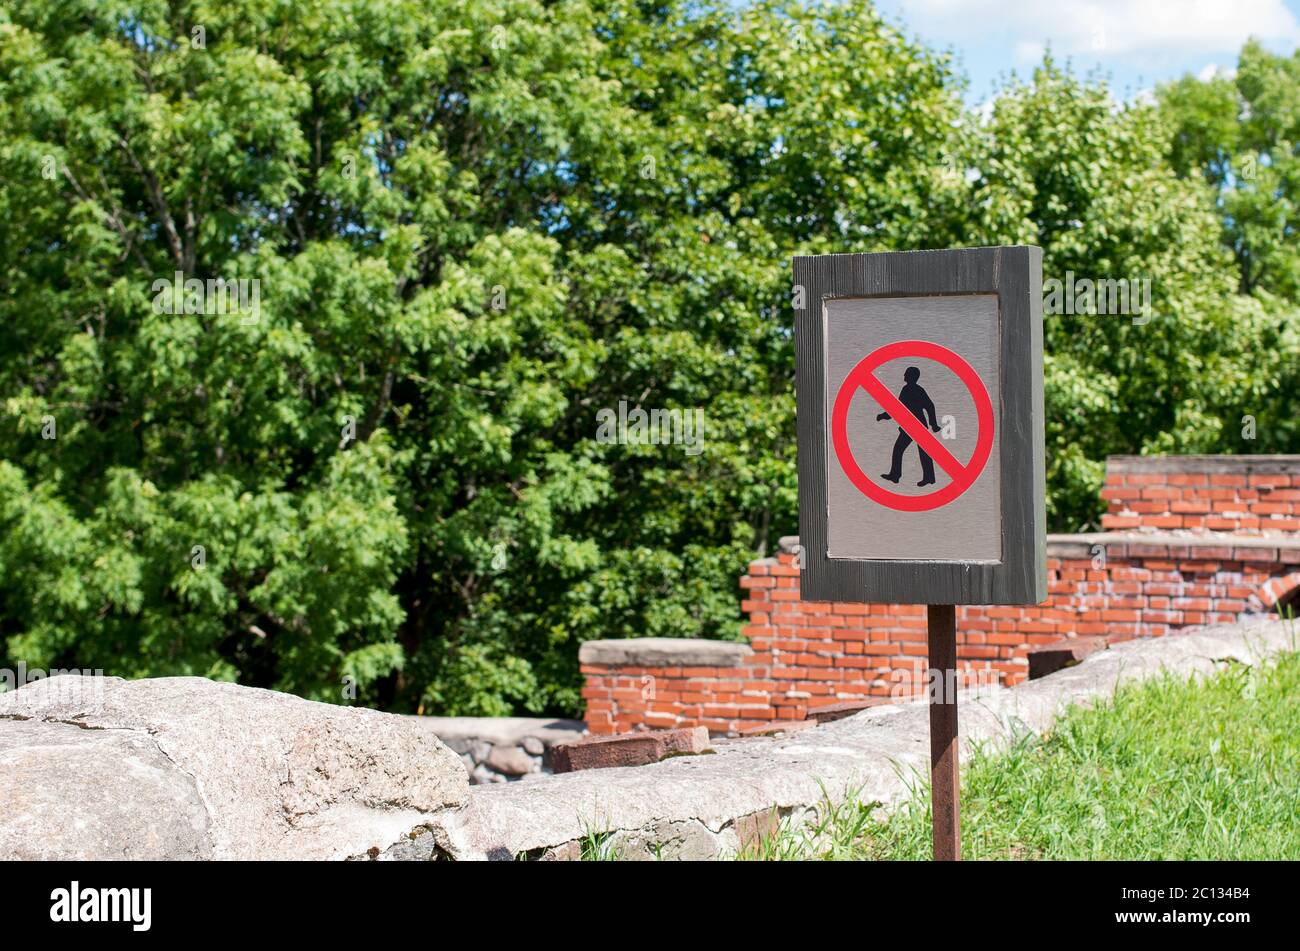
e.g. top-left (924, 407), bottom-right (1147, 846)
top-left (1, 1), bottom-right (1295, 714)
top-left (1159, 41), bottom-right (1300, 452)
top-left (953, 58), bottom-right (1287, 525)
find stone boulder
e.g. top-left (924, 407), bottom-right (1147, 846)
top-left (0, 676), bottom-right (469, 860)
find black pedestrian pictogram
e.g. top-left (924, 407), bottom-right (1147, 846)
top-left (876, 366), bottom-right (942, 487)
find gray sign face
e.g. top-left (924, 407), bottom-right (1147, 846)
top-left (824, 295), bottom-right (1001, 562)
top-left (793, 247), bottom-right (1046, 606)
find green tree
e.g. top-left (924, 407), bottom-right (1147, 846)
top-left (1160, 41), bottom-right (1300, 300)
top-left (1158, 41), bottom-right (1300, 453)
top-left (941, 59), bottom-right (1285, 527)
top-left (0, 0), bottom-right (965, 714)
top-left (1, 2), bottom-right (1295, 716)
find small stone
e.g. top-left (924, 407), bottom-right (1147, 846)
top-left (659, 726), bottom-right (710, 757)
top-left (522, 736), bottom-right (545, 756)
top-left (484, 744), bottom-right (536, 776)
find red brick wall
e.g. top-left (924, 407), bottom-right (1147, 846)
top-left (582, 456), bottom-right (1300, 735)
top-left (1101, 455), bottom-right (1300, 533)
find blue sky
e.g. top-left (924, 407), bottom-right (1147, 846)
top-left (872, 0), bottom-right (1300, 102)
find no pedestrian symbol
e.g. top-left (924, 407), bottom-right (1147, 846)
top-left (831, 340), bottom-right (994, 512)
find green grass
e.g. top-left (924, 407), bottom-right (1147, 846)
top-left (577, 828), bottom-right (627, 861)
top-left (740, 650), bottom-right (1300, 860)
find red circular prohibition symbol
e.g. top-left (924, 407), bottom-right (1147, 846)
top-left (831, 340), bottom-right (994, 512)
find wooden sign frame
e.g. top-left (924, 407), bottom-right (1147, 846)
top-left (793, 246), bottom-right (1047, 606)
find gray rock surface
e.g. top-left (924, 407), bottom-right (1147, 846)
top-left (5, 617), bottom-right (1288, 861)
top-left (579, 637), bottom-right (752, 667)
top-left (409, 715), bottom-right (585, 748)
top-left (0, 676), bottom-right (469, 860)
top-left (0, 718), bottom-right (213, 860)
top-left (426, 618), bottom-right (1298, 860)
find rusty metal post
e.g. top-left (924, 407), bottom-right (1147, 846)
top-left (927, 604), bottom-right (961, 861)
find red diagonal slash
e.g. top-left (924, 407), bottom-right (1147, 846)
top-left (831, 340), bottom-right (994, 513)
top-left (858, 373), bottom-right (965, 480)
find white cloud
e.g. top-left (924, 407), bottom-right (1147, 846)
top-left (1015, 39), bottom-right (1046, 63)
top-left (897, 0), bottom-right (1300, 62)
top-left (1196, 62), bottom-right (1238, 80)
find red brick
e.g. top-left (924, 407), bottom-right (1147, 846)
top-left (552, 726), bottom-right (711, 772)
top-left (1234, 547), bottom-right (1279, 562)
top-left (1140, 486), bottom-right (1179, 500)
top-left (1252, 502), bottom-right (1290, 515)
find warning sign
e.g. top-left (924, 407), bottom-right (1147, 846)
top-left (794, 245), bottom-right (1044, 606)
top-left (794, 246), bottom-right (1046, 860)
top-left (831, 339), bottom-right (994, 513)
top-left (823, 295), bottom-right (1002, 562)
